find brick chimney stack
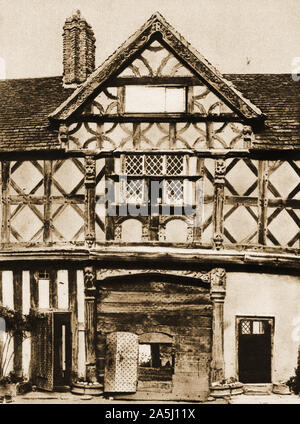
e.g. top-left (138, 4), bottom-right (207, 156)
top-left (63, 10), bottom-right (96, 85)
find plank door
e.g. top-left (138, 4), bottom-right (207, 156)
top-left (32, 312), bottom-right (54, 391)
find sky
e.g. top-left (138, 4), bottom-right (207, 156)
top-left (0, 0), bottom-right (299, 79)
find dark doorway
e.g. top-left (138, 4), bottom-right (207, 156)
top-left (53, 313), bottom-right (72, 389)
top-left (238, 318), bottom-right (272, 383)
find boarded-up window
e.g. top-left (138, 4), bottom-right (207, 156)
top-left (125, 86), bottom-right (186, 113)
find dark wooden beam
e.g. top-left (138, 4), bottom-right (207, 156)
top-left (68, 268), bottom-right (78, 380)
top-left (49, 269), bottom-right (57, 309)
top-left (30, 271), bottom-right (38, 310)
top-left (1, 162), bottom-right (10, 243)
top-left (109, 76), bottom-right (201, 86)
top-left (68, 113), bottom-right (243, 124)
top-left (44, 161), bottom-right (52, 243)
top-left (258, 160), bottom-right (268, 245)
top-left (13, 269), bottom-right (23, 376)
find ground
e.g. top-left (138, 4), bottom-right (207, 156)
top-left (3, 391), bottom-right (300, 404)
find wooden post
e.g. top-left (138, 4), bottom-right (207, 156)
top-left (13, 269), bottom-right (23, 377)
top-left (84, 155), bottom-right (96, 248)
top-left (210, 268), bottom-right (226, 383)
top-left (213, 158), bottom-right (226, 249)
top-left (1, 161), bottom-right (10, 244)
top-left (83, 266), bottom-right (100, 385)
top-left (258, 160), bottom-right (268, 245)
top-left (43, 160), bottom-right (52, 243)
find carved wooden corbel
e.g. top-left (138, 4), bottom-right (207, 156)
top-left (210, 268), bottom-right (226, 292)
top-left (214, 158), bottom-right (226, 184)
top-left (243, 125), bottom-right (253, 148)
top-left (84, 265), bottom-right (96, 291)
top-left (114, 225), bottom-right (122, 241)
top-left (142, 225), bottom-right (149, 242)
top-left (84, 154), bottom-right (96, 187)
top-left (58, 124), bottom-right (69, 148)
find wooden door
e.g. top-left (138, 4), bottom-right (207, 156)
top-left (32, 313), bottom-right (54, 391)
top-left (238, 318), bottom-right (272, 383)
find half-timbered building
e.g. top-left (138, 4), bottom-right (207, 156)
top-left (0, 11), bottom-right (299, 400)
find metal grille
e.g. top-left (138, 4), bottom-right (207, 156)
top-left (165, 180), bottom-right (183, 204)
top-left (145, 155), bottom-right (164, 175)
top-left (241, 320), bottom-right (251, 335)
top-left (125, 155), bottom-right (143, 175)
top-left (104, 332), bottom-right (139, 392)
top-left (126, 180), bottom-right (144, 202)
top-left (166, 156), bottom-right (184, 175)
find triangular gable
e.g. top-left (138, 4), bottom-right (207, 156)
top-left (49, 12), bottom-right (264, 122)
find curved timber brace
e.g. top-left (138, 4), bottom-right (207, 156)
top-left (210, 267), bottom-right (226, 383)
top-left (83, 265), bottom-right (99, 384)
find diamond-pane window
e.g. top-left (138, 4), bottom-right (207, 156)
top-left (145, 155), bottom-right (164, 175)
top-left (126, 180), bottom-right (144, 202)
top-left (166, 156), bottom-right (184, 175)
top-left (241, 320), bottom-right (251, 334)
top-left (125, 155), bottom-right (143, 175)
top-left (164, 180), bottom-right (183, 204)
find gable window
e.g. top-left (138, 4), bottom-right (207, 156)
top-left (125, 86), bottom-right (186, 113)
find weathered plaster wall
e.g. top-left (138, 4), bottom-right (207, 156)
top-left (224, 272), bottom-right (300, 382)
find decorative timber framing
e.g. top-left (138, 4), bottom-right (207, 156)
top-left (49, 13), bottom-right (264, 122)
top-left (213, 158), bottom-right (226, 250)
top-left (96, 268), bottom-right (211, 283)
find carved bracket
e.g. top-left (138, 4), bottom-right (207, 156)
top-left (210, 268), bottom-right (226, 301)
top-left (58, 124), bottom-right (69, 148)
top-left (84, 266), bottom-right (96, 292)
top-left (84, 155), bottom-right (96, 187)
top-left (213, 233), bottom-right (223, 250)
top-left (243, 125), bottom-right (254, 148)
top-left (214, 158), bottom-right (226, 184)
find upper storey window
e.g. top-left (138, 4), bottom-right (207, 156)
top-left (125, 86), bottom-right (186, 113)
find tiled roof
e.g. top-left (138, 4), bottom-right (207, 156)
top-left (227, 73), bottom-right (300, 148)
top-left (0, 76), bottom-right (72, 151)
top-left (0, 74), bottom-right (299, 151)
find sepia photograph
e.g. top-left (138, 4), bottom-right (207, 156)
top-left (0, 0), bottom-right (299, 410)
